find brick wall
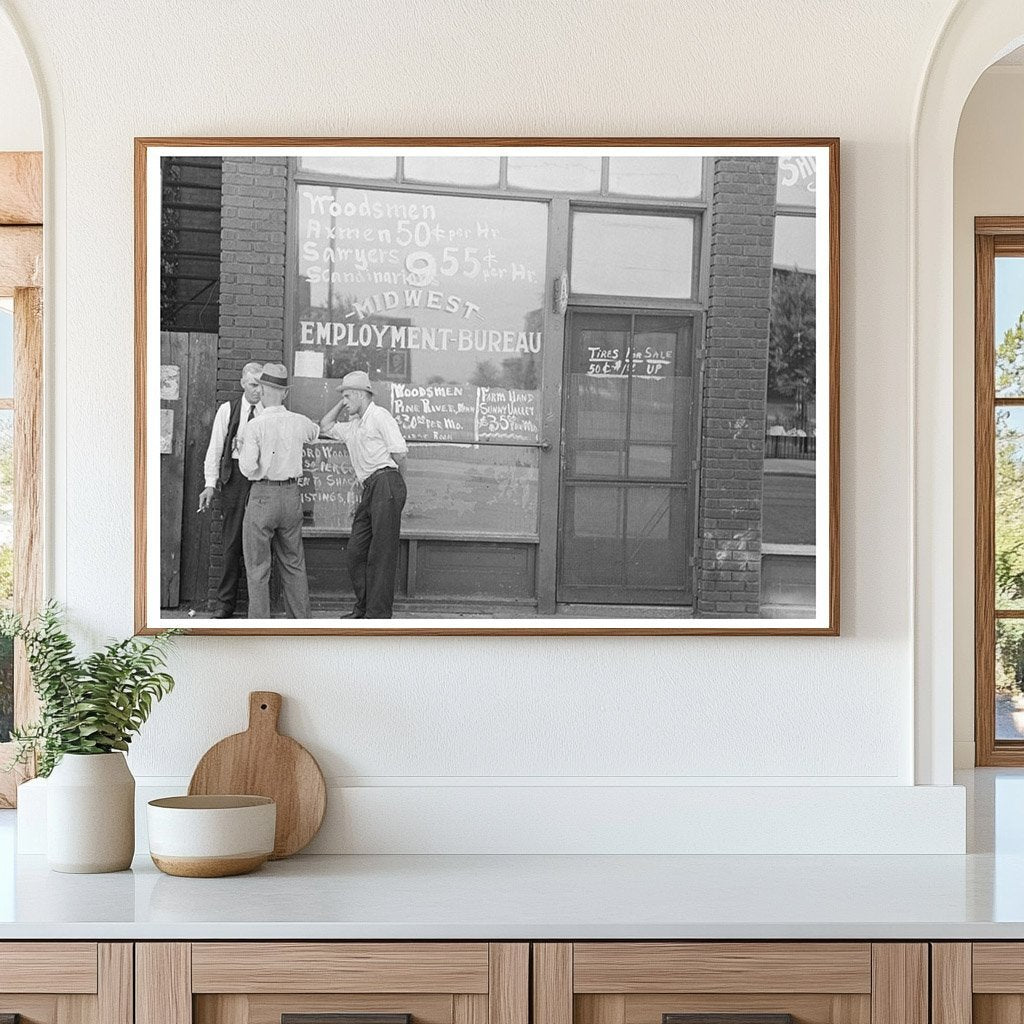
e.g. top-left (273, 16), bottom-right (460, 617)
top-left (207, 156), bottom-right (289, 608)
top-left (695, 157), bottom-right (778, 617)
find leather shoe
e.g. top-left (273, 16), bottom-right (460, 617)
top-left (341, 611), bottom-right (364, 619)
top-left (211, 608), bottom-right (234, 619)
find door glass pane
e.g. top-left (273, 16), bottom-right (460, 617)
top-left (570, 212), bottom-right (694, 298)
top-left (506, 156), bottom-right (601, 192)
top-left (997, 407), bottom-right (1024, 609)
top-left (403, 156), bottom-right (500, 187)
top-left (626, 487), bottom-right (687, 588)
top-left (561, 484), bottom-right (625, 586)
top-left (298, 155), bottom-right (397, 179)
top-left (628, 445), bottom-right (673, 479)
top-left (996, 256), bottom-right (1024, 397)
top-left (608, 157), bottom-right (703, 198)
top-left (0, 408), bottom-right (12, 742)
top-left (566, 318), bottom-right (629, 478)
top-left (997, 620), bottom-right (1024, 740)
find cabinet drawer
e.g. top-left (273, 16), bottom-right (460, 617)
top-left (0, 943), bottom-right (130, 1024)
top-left (0, 942), bottom-right (99, 994)
top-left (572, 944), bottom-right (872, 994)
top-left (139, 943), bottom-right (528, 1024)
top-left (534, 944), bottom-right (926, 1024)
top-left (191, 943), bottom-right (491, 994)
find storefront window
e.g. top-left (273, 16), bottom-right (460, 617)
top-left (764, 205), bottom-right (816, 554)
top-left (774, 214), bottom-right (816, 273)
top-left (506, 156), bottom-right (602, 192)
top-left (570, 211), bottom-right (695, 298)
top-left (298, 155), bottom-right (398, 179)
top-left (607, 156), bottom-right (703, 198)
top-left (776, 155), bottom-right (816, 208)
top-left (403, 155), bottom-right (501, 187)
top-left (292, 182), bottom-right (549, 537)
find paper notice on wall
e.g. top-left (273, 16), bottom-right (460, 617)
top-left (160, 365), bottom-right (180, 400)
top-left (160, 409), bottom-right (174, 454)
top-left (294, 350), bottom-right (325, 378)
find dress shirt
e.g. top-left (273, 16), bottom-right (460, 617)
top-left (203, 396), bottom-right (263, 488)
top-left (324, 401), bottom-right (408, 483)
top-left (238, 406), bottom-right (319, 482)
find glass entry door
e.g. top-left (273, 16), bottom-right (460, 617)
top-left (557, 310), bottom-right (699, 605)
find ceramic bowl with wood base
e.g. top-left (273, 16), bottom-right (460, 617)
top-left (147, 795), bottom-right (276, 877)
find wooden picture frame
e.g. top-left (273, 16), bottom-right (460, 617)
top-left (135, 137), bottom-right (839, 636)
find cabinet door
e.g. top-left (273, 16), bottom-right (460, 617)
top-left (0, 943), bottom-right (131, 1024)
top-left (534, 944), bottom-right (928, 1024)
top-left (943, 943), bottom-right (1024, 1024)
top-left (137, 943), bottom-right (528, 1024)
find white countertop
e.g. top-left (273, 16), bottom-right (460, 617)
top-left (0, 769), bottom-right (1021, 941)
top-left (0, 849), bottom-right (1021, 940)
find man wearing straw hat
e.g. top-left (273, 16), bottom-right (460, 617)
top-left (320, 370), bottom-right (408, 619)
top-left (238, 363), bottom-right (319, 619)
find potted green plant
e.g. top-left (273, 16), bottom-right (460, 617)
top-left (2, 602), bottom-right (178, 873)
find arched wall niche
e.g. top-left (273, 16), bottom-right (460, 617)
top-left (914, 1), bottom-right (1024, 785)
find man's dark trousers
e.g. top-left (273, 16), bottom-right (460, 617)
top-left (346, 467), bottom-right (406, 618)
top-left (214, 461), bottom-right (251, 615)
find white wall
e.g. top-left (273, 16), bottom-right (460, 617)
top-left (0, 0), bottom-right (971, 852)
top-left (952, 65), bottom-right (1024, 767)
top-left (0, 7), bottom-right (39, 152)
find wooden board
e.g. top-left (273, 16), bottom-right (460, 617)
top-left (572, 943), bottom-right (872, 994)
top-left (0, 942), bottom-right (97, 993)
top-left (931, 945), bottom-right (971, 1024)
top-left (0, 153), bottom-right (42, 225)
top-left (870, 945), bottom-right (928, 1024)
top-left (0, 225), bottom-right (42, 296)
top-left (136, 943), bottom-right (191, 1024)
top-left (190, 942), bottom-right (488, 993)
top-left (159, 332), bottom-right (189, 607)
top-left (188, 691), bottom-right (326, 858)
top-left (179, 332), bottom-right (217, 603)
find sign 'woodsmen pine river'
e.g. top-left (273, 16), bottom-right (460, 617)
top-left (138, 140), bottom-right (838, 635)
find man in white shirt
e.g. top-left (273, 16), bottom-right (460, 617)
top-left (198, 361), bottom-right (264, 618)
top-left (320, 371), bottom-right (408, 619)
top-left (238, 363), bottom-right (320, 619)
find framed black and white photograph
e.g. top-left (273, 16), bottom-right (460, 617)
top-left (135, 138), bottom-right (838, 635)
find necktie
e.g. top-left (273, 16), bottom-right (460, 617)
top-left (247, 403), bottom-right (256, 422)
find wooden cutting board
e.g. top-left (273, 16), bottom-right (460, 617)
top-left (188, 691), bottom-right (326, 859)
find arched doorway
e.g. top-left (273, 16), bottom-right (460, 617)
top-left (914, 1), bottom-right (1024, 784)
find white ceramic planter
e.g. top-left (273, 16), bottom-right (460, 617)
top-left (46, 752), bottom-right (135, 873)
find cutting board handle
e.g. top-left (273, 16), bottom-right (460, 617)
top-left (248, 691), bottom-right (282, 734)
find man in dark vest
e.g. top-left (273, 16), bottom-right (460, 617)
top-left (199, 361), bottom-right (264, 618)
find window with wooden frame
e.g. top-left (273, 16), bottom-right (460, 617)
top-left (0, 151), bottom-right (44, 806)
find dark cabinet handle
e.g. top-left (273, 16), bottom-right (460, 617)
top-left (664, 1016), bottom-right (794, 1024)
top-left (283, 1016), bottom-right (411, 1024)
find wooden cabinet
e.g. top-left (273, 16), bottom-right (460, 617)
top-left (0, 943), bottom-right (131, 1024)
top-left (532, 944), bottom-right (929, 1024)
top-left (136, 944), bottom-right (528, 1024)
top-left (932, 943), bottom-right (1024, 1024)
top-left (0, 938), bottom-right (949, 1024)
